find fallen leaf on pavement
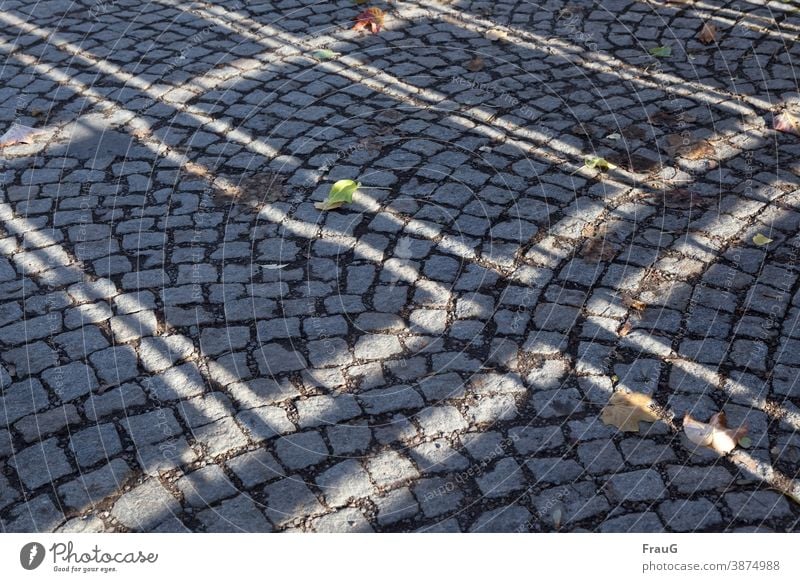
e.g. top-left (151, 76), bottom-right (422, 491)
top-left (774, 111), bottom-right (800, 136)
top-left (314, 200), bottom-right (346, 211)
top-left (622, 295), bottom-right (646, 313)
top-left (582, 237), bottom-right (617, 261)
top-left (601, 391), bottom-right (661, 432)
top-left (316, 179), bottom-right (360, 211)
top-left (752, 233), bottom-right (773, 246)
top-left (312, 49), bottom-right (340, 60)
top-left (680, 139), bottom-right (715, 160)
top-left (698, 22), bottom-right (718, 44)
top-left (683, 412), bottom-right (748, 455)
top-left (0, 123), bottom-right (42, 147)
top-left (618, 321), bottom-right (633, 337)
top-left (649, 46), bottom-right (672, 58)
top-left (466, 56), bottom-right (485, 71)
top-left (584, 156), bottom-right (617, 171)
top-left (486, 28), bottom-right (508, 42)
top-left (353, 7), bottom-right (384, 34)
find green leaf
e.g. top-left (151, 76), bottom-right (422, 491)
top-left (752, 233), bottom-right (773, 246)
top-left (327, 179), bottom-right (360, 204)
top-left (584, 156), bottom-right (617, 171)
top-left (315, 179), bottom-right (361, 211)
top-left (649, 46), bottom-right (672, 58)
top-left (312, 49), bottom-right (340, 60)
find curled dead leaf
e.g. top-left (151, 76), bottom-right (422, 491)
top-left (774, 111), bottom-right (800, 136)
top-left (698, 22), bottom-right (718, 44)
top-left (618, 321), bottom-right (633, 337)
top-left (0, 123), bottom-right (43, 147)
top-left (622, 295), bottom-right (647, 313)
top-left (466, 56), bottom-right (485, 72)
top-left (353, 7), bottom-right (385, 34)
top-left (683, 412), bottom-right (748, 455)
top-left (486, 28), bottom-right (508, 42)
top-left (601, 391), bottom-right (660, 433)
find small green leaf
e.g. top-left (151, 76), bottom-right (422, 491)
top-left (312, 49), bottom-right (340, 60)
top-left (649, 46), bottom-right (672, 58)
top-left (738, 436), bottom-right (752, 448)
top-left (327, 179), bottom-right (360, 204)
top-left (752, 233), bottom-right (773, 246)
top-left (316, 179), bottom-right (361, 211)
top-left (584, 156), bottom-right (617, 171)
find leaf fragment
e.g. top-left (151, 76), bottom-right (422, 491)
top-left (774, 111), bottom-right (800, 136)
top-left (752, 233), bottom-right (773, 246)
top-left (584, 156), bottom-right (617, 171)
top-left (0, 123), bottom-right (42, 147)
top-left (466, 56), bottom-right (485, 71)
top-left (622, 295), bottom-right (646, 313)
top-left (485, 28), bottom-right (508, 42)
top-left (602, 392), bottom-right (661, 432)
top-left (312, 49), bottom-right (340, 60)
top-left (314, 200), bottom-right (346, 211)
top-left (698, 22), bottom-right (718, 44)
top-left (683, 412), bottom-right (748, 455)
top-left (649, 46), bottom-right (672, 58)
top-left (353, 7), bottom-right (385, 34)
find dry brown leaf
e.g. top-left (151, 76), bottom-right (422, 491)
top-left (622, 295), bottom-right (647, 313)
top-left (683, 412), bottom-right (748, 455)
top-left (601, 391), bottom-right (660, 432)
top-left (698, 22), bottom-right (718, 44)
top-left (466, 56), bottom-right (485, 71)
top-left (679, 139), bottom-right (715, 160)
top-left (774, 111), bottom-right (800, 136)
top-left (618, 321), bottom-right (633, 337)
top-left (353, 7), bottom-right (385, 34)
top-left (582, 237), bottom-right (617, 261)
top-left (0, 123), bottom-right (42, 147)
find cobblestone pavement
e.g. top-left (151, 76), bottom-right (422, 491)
top-left (1, 0), bottom-right (800, 533)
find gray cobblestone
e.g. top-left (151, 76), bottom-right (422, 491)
top-left (111, 478), bottom-right (180, 531)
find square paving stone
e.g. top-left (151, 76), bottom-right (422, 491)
top-left (42, 362), bottom-right (99, 402)
top-left (197, 495), bottom-right (273, 532)
top-left (111, 478), bottom-right (181, 531)
top-left (227, 449), bottom-right (285, 487)
top-left (10, 438), bottom-right (73, 489)
top-left (58, 459), bottom-right (134, 510)
top-left (274, 431), bottom-right (330, 470)
top-left (177, 465), bottom-right (239, 507)
top-left (263, 478), bottom-right (325, 526)
top-left (69, 423), bottom-right (122, 467)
